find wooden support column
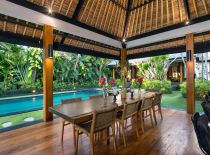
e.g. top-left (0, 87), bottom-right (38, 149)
top-left (121, 45), bottom-right (127, 98)
top-left (179, 63), bottom-right (183, 83)
top-left (131, 66), bottom-right (135, 79)
top-left (43, 25), bottom-right (53, 122)
top-left (112, 67), bottom-right (116, 80)
top-left (186, 33), bottom-right (195, 114)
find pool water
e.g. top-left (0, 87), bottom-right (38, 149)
top-left (0, 89), bottom-right (102, 116)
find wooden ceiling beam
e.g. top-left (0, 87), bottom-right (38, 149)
top-left (123, 0), bottom-right (132, 37)
top-left (129, 0), bottom-right (154, 12)
top-left (183, 0), bottom-right (190, 20)
top-left (0, 14), bottom-right (43, 30)
top-left (127, 39), bottom-right (210, 59)
top-left (109, 0), bottom-right (126, 11)
top-left (55, 31), bottom-right (120, 51)
top-left (55, 43), bottom-right (120, 60)
top-left (72, 0), bottom-right (85, 20)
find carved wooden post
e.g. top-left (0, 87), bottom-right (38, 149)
top-left (179, 63), bottom-right (183, 83)
top-left (121, 44), bottom-right (127, 98)
top-left (186, 33), bottom-right (195, 114)
top-left (43, 25), bottom-right (53, 122)
top-left (112, 67), bottom-right (116, 80)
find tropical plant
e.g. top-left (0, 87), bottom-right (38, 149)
top-left (0, 42), bottom-right (113, 95)
top-left (137, 55), bottom-right (176, 80)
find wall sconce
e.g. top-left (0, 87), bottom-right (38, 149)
top-left (186, 50), bottom-right (191, 61)
top-left (48, 44), bottom-right (53, 59)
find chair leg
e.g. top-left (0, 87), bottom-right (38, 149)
top-left (142, 111), bottom-right (145, 123)
top-left (61, 120), bottom-right (65, 142)
top-left (111, 124), bottom-right (117, 153)
top-left (89, 134), bottom-right (94, 155)
top-left (140, 112), bottom-right (144, 133)
top-left (158, 105), bottom-right (163, 120)
top-left (149, 109), bottom-right (154, 127)
top-left (135, 114), bottom-right (139, 137)
top-left (106, 127), bottom-right (110, 144)
top-left (152, 106), bottom-right (157, 125)
top-left (117, 121), bottom-right (121, 136)
top-left (120, 120), bottom-right (126, 147)
top-left (116, 121), bottom-right (119, 134)
top-left (72, 125), bottom-right (77, 152)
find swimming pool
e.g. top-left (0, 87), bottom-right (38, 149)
top-left (0, 89), bottom-right (102, 116)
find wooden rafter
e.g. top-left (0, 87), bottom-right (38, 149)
top-left (110, 0), bottom-right (127, 10)
top-left (72, 0), bottom-right (85, 19)
top-left (183, 0), bottom-right (190, 20)
top-left (123, 0), bottom-right (132, 37)
top-left (129, 0), bottom-right (154, 11)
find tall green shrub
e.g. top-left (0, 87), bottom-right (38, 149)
top-left (180, 80), bottom-right (210, 100)
top-left (132, 80), bottom-right (172, 94)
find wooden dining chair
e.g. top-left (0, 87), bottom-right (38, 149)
top-left (89, 94), bottom-right (103, 99)
top-left (139, 95), bottom-right (154, 133)
top-left (152, 92), bottom-right (163, 125)
top-left (61, 97), bottom-right (82, 142)
top-left (116, 100), bottom-right (139, 147)
top-left (74, 105), bottom-right (118, 155)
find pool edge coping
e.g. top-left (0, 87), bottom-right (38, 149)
top-left (0, 88), bottom-right (102, 101)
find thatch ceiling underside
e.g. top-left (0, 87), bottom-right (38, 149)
top-left (127, 32), bottom-right (210, 57)
top-left (0, 14), bottom-right (120, 57)
top-left (0, 0), bottom-right (210, 59)
top-left (26, 0), bottom-right (210, 39)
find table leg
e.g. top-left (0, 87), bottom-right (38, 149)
top-left (106, 127), bottom-right (110, 144)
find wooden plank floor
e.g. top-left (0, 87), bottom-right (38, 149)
top-left (0, 108), bottom-right (202, 155)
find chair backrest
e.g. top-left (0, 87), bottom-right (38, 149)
top-left (91, 105), bottom-right (118, 133)
top-left (153, 92), bottom-right (162, 106)
top-left (89, 94), bottom-right (103, 100)
top-left (122, 100), bottom-right (139, 119)
top-left (192, 112), bottom-right (210, 155)
top-left (61, 97), bottom-right (82, 104)
top-left (141, 95), bottom-right (154, 111)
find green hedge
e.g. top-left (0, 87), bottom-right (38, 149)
top-left (132, 80), bottom-right (172, 94)
top-left (180, 80), bottom-right (210, 100)
top-left (0, 80), bottom-right (100, 96)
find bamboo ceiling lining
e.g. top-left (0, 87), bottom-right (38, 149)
top-left (125, 0), bottom-right (209, 38)
top-left (127, 33), bottom-right (210, 55)
top-left (26, 0), bottom-right (210, 39)
top-left (31, 0), bottom-right (79, 18)
top-left (0, 14), bottom-right (120, 56)
top-left (28, 0), bottom-right (127, 38)
top-left (78, 0), bottom-right (126, 37)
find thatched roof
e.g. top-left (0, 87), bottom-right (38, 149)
top-left (0, 0), bottom-right (210, 59)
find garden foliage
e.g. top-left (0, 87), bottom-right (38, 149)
top-left (181, 80), bottom-right (210, 100)
top-left (0, 42), bottom-right (111, 96)
top-left (132, 80), bottom-right (172, 94)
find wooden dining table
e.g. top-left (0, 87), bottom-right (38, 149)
top-left (48, 91), bottom-right (155, 146)
top-left (48, 91), bottom-right (155, 124)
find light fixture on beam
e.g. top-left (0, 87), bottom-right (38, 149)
top-left (122, 38), bottom-right (126, 42)
top-left (48, 44), bottom-right (53, 59)
top-left (185, 20), bottom-right (190, 25)
top-left (48, 9), bottom-right (52, 14)
top-left (187, 50), bottom-right (191, 61)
